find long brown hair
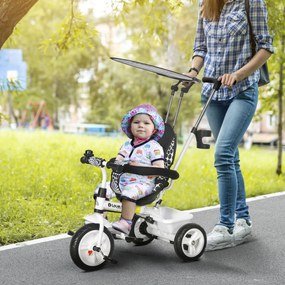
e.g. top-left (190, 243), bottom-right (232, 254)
top-left (201, 0), bottom-right (226, 21)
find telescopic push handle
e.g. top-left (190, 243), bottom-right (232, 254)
top-left (202, 77), bottom-right (222, 91)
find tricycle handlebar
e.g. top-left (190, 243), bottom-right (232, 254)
top-left (202, 77), bottom-right (222, 91)
top-left (80, 150), bottom-right (106, 167)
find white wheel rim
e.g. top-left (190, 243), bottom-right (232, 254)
top-left (78, 229), bottom-right (111, 267)
top-left (133, 218), bottom-right (150, 241)
top-left (181, 228), bottom-right (205, 258)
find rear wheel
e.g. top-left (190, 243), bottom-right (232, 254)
top-left (131, 215), bottom-right (154, 246)
top-left (70, 223), bottom-right (114, 271)
top-left (174, 223), bottom-right (206, 261)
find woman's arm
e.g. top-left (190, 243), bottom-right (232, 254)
top-left (221, 0), bottom-right (274, 87)
top-left (220, 48), bottom-right (272, 87)
top-left (184, 55), bottom-right (204, 78)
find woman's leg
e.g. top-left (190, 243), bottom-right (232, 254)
top-left (234, 148), bottom-right (250, 221)
top-left (206, 84), bottom-right (258, 229)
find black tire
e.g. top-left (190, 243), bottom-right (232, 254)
top-left (70, 223), bottom-right (114, 271)
top-left (131, 215), bottom-right (154, 246)
top-left (174, 223), bottom-right (207, 262)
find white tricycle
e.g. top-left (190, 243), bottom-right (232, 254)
top-left (69, 58), bottom-right (222, 271)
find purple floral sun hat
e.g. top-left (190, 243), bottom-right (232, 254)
top-left (121, 104), bottom-right (165, 141)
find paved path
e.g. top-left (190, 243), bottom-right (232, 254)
top-left (1, 192), bottom-right (285, 285)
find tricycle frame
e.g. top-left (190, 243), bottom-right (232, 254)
top-left (69, 77), bottom-right (221, 271)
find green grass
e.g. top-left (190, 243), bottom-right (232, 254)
top-left (0, 130), bottom-right (284, 245)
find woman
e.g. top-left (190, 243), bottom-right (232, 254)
top-left (186, 0), bottom-right (274, 250)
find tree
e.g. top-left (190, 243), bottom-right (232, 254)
top-left (86, 0), bottom-right (200, 134)
top-left (2, 0), bottom-right (283, 156)
top-left (261, 0), bottom-right (285, 175)
top-left (0, 0), bottom-right (39, 48)
top-left (0, 0), bottom-right (39, 123)
top-left (2, 0), bottom-right (103, 128)
top-left (1, 0), bottom-right (200, 132)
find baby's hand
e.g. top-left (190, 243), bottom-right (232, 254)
top-left (114, 159), bottom-right (125, 165)
top-left (129, 160), bottom-right (140, 166)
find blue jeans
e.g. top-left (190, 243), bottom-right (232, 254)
top-left (203, 84), bottom-right (258, 229)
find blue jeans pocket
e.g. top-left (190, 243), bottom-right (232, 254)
top-left (235, 83), bottom-right (258, 102)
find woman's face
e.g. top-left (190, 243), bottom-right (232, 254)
top-left (130, 113), bottom-right (155, 139)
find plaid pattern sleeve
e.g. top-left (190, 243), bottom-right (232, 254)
top-left (193, 2), bottom-right (207, 59)
top-left (250, 0), bottom-right (274, 53)
top-left (193, 0), bottom-right (274, 101)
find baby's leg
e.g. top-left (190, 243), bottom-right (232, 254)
top-left (120, 183), bottom-right (153, 220)
top-left (121, 199), bottom-right (136, 220)
top-left (112, 183), bottom-right (153, 234)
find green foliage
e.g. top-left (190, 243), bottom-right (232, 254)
top-left (113, 0), bottom-right (187, 43)
top-left (112, 0), bottom-right (197, 63)
top-left (0, 113), bottom-right (8, 124)
top-left (39, 5), bottom-right (98, 53)
top-left (86, 0), bottom-right (200, 131)
top-left (256, 0), bottom-right (285, 114)
top-left (0, 130), bottom-right (124, 245)
top-left (1, 0), bottom-right (284, 129)
top-left (0, 130), bottom-right (284, 245)
top-left (3, 0), bottom-right (106, 124)
top-left (1, 0), bottom-right (200, 132)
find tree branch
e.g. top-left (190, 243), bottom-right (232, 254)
top-left (0, 0), bottom-right (39, 48)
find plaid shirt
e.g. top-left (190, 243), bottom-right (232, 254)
top-left (193, 0), bottom-right (274, 100)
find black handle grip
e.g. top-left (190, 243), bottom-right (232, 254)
top-left (80, 156), bottom-right (88, 164)
top-left (202, 77), bottom-right (222, 91)
top-left (88, 156), bottom-right (106, 167)
top-left (80, 149), bottom-right (94, 164)
top-left (80, 149), bottom-right (106, 167)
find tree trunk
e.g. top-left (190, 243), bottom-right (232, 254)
top-left (0, 0), bottom-right (39, 48)
top-left (7, 90), bottom-right (18, 127)
top-left (276, 34), bottom-right (284, 175)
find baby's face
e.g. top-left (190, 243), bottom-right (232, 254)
top-left (130, 114), bottom-right (155, 139)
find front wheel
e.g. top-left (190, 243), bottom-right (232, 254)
top-left (70, 223), bottom-right (114, 271)
top-left (174, 223), bottom-right (206, 262)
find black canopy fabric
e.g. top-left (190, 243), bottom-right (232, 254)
top-left (110, 57), bottom-right (201, 83)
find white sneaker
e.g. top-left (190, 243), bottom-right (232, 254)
top-left (206, 225), bottom-right (234, 251)
top-left (233, 218), bottom-right (252, 245)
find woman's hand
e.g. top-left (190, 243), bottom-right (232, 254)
top-left (182, 70), bottom-right (198, 87)
top-left (218, 73), bottom-right (239, 87)
top-left (183, 70), bottom-right (199, 78)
